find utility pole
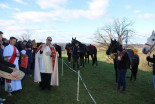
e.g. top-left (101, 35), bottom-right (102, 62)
top-left (125, 30), bottom-right (128, 48)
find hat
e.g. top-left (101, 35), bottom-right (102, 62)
top-left (28, 39), bottom-right (31, 42)
top-left (23, 40), bottom-right (27, 42)
top-left (21, 50), bottom-right (26, 54)
top-left (117, 45), bottom-right (123, 52)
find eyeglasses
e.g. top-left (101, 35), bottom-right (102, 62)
top-left (48, 39), bottom-right (52, 41)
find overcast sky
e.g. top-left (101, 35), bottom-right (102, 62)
top-left (0, 0), bottom-right (155, 44)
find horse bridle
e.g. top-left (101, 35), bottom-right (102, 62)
top-left (145, 43), bottom-right (155, 56)
top-left (145, 43), bottom-right (155, 67)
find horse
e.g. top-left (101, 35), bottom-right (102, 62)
top-left (84, 44), bottom-right (98, 66)
top-left (84, 45), bottom-right (90, 63)
top-left (142, 30), bottom-right (155, 55)
top-left (106, 39), bottom-right (139, 82)
top-left (89, 44), bottom-right (98, 66)
top-left (71, 38), bottom-right (86, 68)
top-left (53, 44), bottom-right (62, 58)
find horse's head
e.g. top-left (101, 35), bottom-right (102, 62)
top-left (106, 39), bottom-right (120, 55)
top-left (142, 30), bottom-right (155, 54)
top-left (71, 37), bottom-right (79, 47)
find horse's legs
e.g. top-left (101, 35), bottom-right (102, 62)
top-left (114, 59), bottom-right (118, 82)
top-left (94, 53), bottom-right (97, 66)
top-left (81, 55), bottom-right (84, 67)
top-left (130, 69), bottom-right (133, 81)
top-left (80, 56), bottom-right (82, 66)
top-left (59, 51), bottom-right (62, 58)
top-left (85, 56), bottom-right (87, 63)
top-left (88, 55), bottom-right (89, 63)
top-left (83, 56), bottom-right (85, 67)
top-left (73, 59), bottom-right (75, 70)
top-left (133, 64), bottom-right (138, 81)
top-left (77, 58), bottom-right (79, 70)
top-left (91, 54), bottom-right (94, 66)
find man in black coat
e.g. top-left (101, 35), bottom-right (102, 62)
top-left (146, 55), bottom-right (155, 101)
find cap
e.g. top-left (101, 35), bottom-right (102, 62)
top-left (21, 50), bottom-right (26, 54)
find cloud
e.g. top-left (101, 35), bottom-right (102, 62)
top-left (138, 13), bottom-right (155, 19)
top-left (125, 5), bottom-right (131, 9)
top-left (0, 3), bottom-right (10, 9)
top-left (14, 8), bottom-right (20, 11)
top-left (13, 0), bottom-right (109, 23)
top-left (13, 0), bottom-right (27, 5)
top-left (0, 19), bottom-right (39, 32)
top-left (37, 0), bottom-right (67, 9)
top-left (134, 10), bottom-right (140, 14)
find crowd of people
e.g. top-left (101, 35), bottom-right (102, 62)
top-left (0, 31), bottom-right (59, 104)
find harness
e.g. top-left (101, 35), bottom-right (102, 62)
top-left (145, 43), bottom-right (155, 66)
top-left (145, 43), bottom-right (155, 56)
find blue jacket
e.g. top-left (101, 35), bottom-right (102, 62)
top-left (26, 49), bottom-right (33, 63)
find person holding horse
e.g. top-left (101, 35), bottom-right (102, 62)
top-left (72, 42), bottom-right (80, 70)
top-left (116, 45), bottom-right (130, 93)
top-left (65, 43), bottom-right (72, 63)
top-left (142, 30), bottom-right (155, 101)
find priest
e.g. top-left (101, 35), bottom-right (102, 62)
top-left (34, 37), bottom-right (59, 90)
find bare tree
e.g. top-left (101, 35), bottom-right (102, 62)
top-left (16, 30), bottom-right (32, 41)
top-left (94, 18), bottom-right (134, 46)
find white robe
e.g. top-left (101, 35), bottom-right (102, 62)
top-left (3, 44), bottom-right (22, 91)
top-left (34, 45), bottom-right (59, 86)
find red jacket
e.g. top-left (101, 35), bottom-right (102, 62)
top-left (20, 54), bottom-right (28, 69)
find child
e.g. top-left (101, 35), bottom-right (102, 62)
top-left (20, 50), bottom-right (28, 80)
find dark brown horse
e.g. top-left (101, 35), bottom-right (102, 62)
top-left (106, 39), bottom-right (139, 82)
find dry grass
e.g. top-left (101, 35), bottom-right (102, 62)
top-left (97, 46), bottom-right (153, 72)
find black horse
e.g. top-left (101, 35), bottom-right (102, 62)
top-left (84, 44), bottom-right (98, 66)
top-left (53, 44), bottom-right (62, 58)
top-left (106, 39), bottom-right (139, 82)
top-left (71, 38), bottom-right (86, 68)
top-left (85, 45), bottom-right (90, 63)
top-left (89, 44), bottom-right (98, 66)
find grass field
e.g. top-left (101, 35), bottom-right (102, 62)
top-left (1, 53), bottom-right (154, 104)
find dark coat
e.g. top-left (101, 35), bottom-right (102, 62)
top-left (26, 49), bottom-right (33, 63)
top-left (147, 55), bottom-right (155, 75)
top-left (116, 52), bottom-right (130, 69)
top-left (72, 46), bottom-right (80, 58)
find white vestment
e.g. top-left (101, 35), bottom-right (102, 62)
top-left (3, 44), bottom-right (22, 91)
top-left (34, 45), bottom-right (59, 86)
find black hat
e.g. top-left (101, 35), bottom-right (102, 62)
top-left (23, 40), bottom-right (27, 42)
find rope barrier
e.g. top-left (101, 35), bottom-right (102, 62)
top-left (62, 59), bottom-right (97, 104)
